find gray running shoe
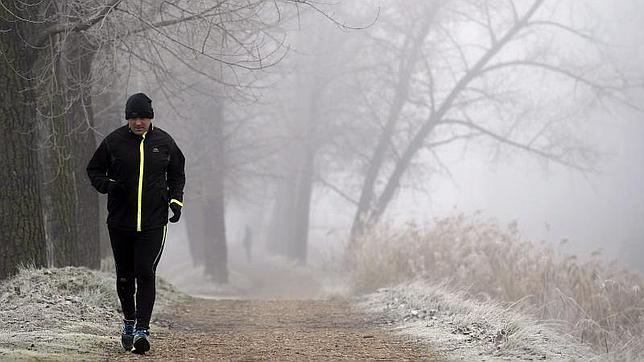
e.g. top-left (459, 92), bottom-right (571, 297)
top-left (120, 319), bottom-right (135, 351)
top-left (131, 329), bottom-right (150, 354)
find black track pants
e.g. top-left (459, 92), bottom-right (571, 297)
top-left (109, 226), bottom-right (167, 330)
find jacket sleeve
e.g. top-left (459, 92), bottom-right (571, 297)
top-left (167, 139), bottom-right (186, 205)
top-left (86, 139), bottom-right (112, 194)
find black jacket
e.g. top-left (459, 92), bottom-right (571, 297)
top-left (87, 125), bottom-right (185, 231)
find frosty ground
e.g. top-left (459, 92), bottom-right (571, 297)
top-left (0, 262), bottom-right (602, 361)
top-left (0, 267), bottom-right (185, 360)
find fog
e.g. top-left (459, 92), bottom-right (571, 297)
top-left (404, 0), bottom-right (644, 263)
top-left (378, 0), bottom-right (644, 258)
top-left (5, 0), bottom-right (644, 358)
top-left (116, 0), bottom-right (644, 288)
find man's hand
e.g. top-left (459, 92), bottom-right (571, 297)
top-left (107, 179), bottom-right (125, 196)
top-left (169, 201), bottom-right (182, 223)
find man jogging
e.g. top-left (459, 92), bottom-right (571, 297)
top-left (87, 92), bottom-right (185, 354)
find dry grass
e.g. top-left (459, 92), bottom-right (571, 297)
top-left (350, 214), bottom-right (644, 360)
top-left (0, 265), bottom-right (187, 360)
top-left (359, 282), bottom-right (595, 360)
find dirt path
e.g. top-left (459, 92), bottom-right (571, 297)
top-left (110, 297), bottom-right (438, 361)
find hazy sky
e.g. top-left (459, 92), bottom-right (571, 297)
top-left (151, 0), bottom-right (644, 269)
top-left (307, 0), bottom-right (644, 264)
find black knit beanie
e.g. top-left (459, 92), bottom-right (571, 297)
top-left (125, 93), bottom-right (154, 119)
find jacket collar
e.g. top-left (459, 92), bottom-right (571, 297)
top-left (126, 123), bottom-right (154, 138)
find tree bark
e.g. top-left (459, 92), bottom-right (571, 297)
top-left (185, 190), bottom-right (207, 267)
top-left (266, 137), bottom-right (316, 263)
top-left (265, 130), bottom-right (317, 264)
top-left (203, 99), bottom-right (228, 282)
top-left (93, 84), bottom-right (125, 260)
top-left (266, 155), bottom-right (298, 257)
top-left (0, 2), bottom-right (48, 279)
top-left (36, 31), bottom-right (100, 268)
top-left (203, 195), bottom-right (228, 283)
top-left (291, 144), bottom-right (315, 263)
top-left (64, 32), bottom-right (100, 268)
top-left (185, 97), bottom-right (228, 282)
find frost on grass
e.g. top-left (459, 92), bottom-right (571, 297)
top-left (0, 266), bottom-right (186, 360)
top-left (359, 282), bottom-right (596, 361)
top-left (350, 214), bottom-right (644, 360)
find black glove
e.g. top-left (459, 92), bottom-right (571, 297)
top-left (107, 179), bottom-right (125, 196)
top-left (169, 202), bottom-right (182, 223)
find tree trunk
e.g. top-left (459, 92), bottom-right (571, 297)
top-left (349, 13), bottom-right (436, 243)
top-left (36, 108), bottom-right (76, 267)
top-left (93, 82), bottom-right (125, 260)
top-left (185, 191), bottom-right (207, 267)
top-left (65, 32), bottom-right (100, 268)
top-left (185, 97), bottom-right (229, 281)
top-left (203, 99), bottom-right (228, 282)
top-left (0, 2), bottom-right (47, 279)
top-left (291, 145), bottom-right (315, 263)
top-left (36, 32), bottom-right (100, 268)
top-left (266, 157), bottom-right (298, 257)
top-left (203, 195), bottom-right (228, 283)
top-left (265, 129), bottom-right (316, 263)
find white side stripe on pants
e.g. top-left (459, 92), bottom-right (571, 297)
top-left (153, 225), bottom-right (167, 270)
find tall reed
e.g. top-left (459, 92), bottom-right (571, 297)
top-left (350, 214), bottom-right (644, 355)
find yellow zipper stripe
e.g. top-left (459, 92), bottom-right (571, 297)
top-left (136, 131), bottom-right (147, 232)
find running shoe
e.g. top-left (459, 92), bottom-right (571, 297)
top-left (120, 319), bottom-right (135, 351)
top-left (132, 328), bottom-right (150, 354)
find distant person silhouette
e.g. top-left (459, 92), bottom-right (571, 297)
top-left (243, 226), bottom-right (253, 263)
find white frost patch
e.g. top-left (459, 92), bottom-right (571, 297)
top-left (358, 281), bottom-right (597, 361)
top-left (0, 266), bottom-right (187, 360)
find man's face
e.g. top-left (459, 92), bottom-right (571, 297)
top-left (128, 118), bottom-right (152, 136)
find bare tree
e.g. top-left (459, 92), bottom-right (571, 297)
top-left (0, 1), bottom-right (48, 278)
top-left (346, 0), bottom-right (632, 244)
top-left (0, 0), bottom-right (336, 278)
top-left (262, 7), bottom-right (370, 263)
